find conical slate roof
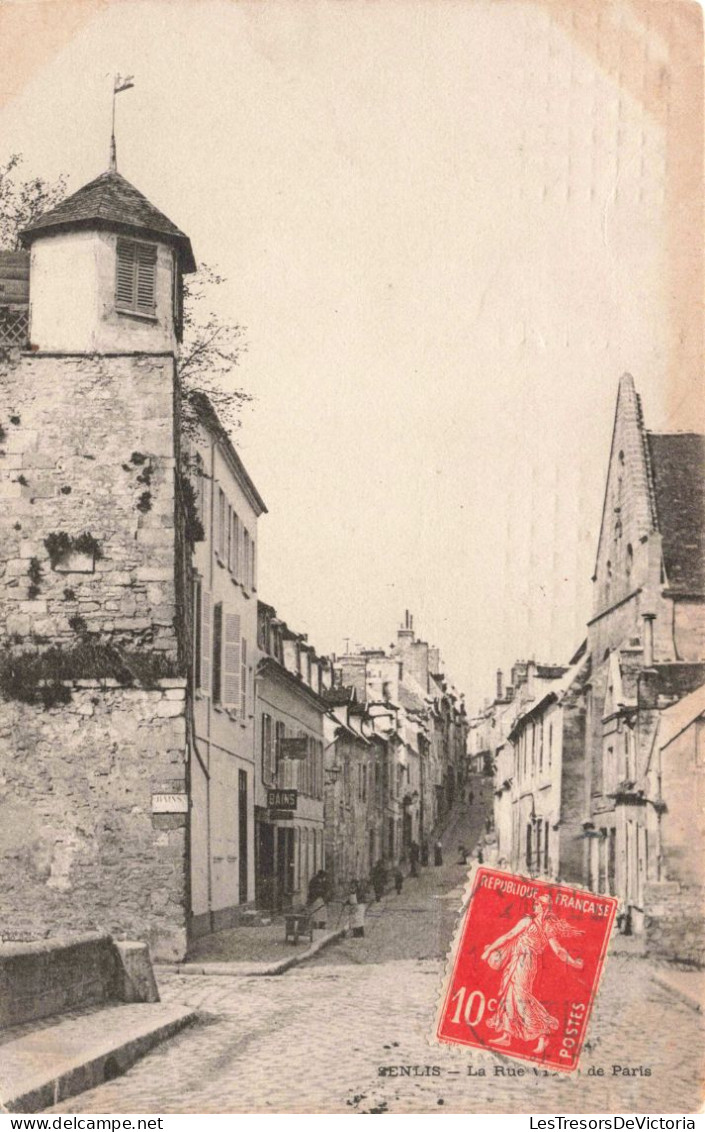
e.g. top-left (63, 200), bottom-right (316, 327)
top-left (20, 170), bottom-right (196, 272)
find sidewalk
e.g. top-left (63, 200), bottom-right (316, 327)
top-left (0, 1001), bottom-right (196, 1113)
top-left (157, 907), bottom-right (348, 977)
top-left (649, 965), bottom-right (704, 1013)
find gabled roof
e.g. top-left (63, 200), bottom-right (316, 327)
top-left (508, 651), bottom-right (590, 741)
top-left (647, 433), bottom-right (705, 595)
top-left (189, 391), bottom-right (267, 515)
top-left (398, 681), bottom-right (426, 715)
top-left (659, 681), bottom-right (705, 750)
top-left (323, 685), bottom-right (360, 708)
top-left (593, 376), bottom-right (705, 596)
top-left (20, 170), bottom-right (196, 272)
top-left (593, 374), bottom-right (655, 579)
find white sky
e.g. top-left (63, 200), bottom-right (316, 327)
top-left (0, 0), bottom-right (701, 706)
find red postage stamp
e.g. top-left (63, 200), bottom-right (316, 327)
top-left (437, 868), bottom-right (618, 1072)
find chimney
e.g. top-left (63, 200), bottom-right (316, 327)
top-left (642, 613), bottom-right (656, 668)
top-left (496, 669), bottom-right (504, 700)
top-left (398, 610), bottom-right (415, 645)
top-left (526, 660), bottom-right (536, 699)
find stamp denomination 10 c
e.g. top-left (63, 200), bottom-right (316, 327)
top-left (437, 868), bottom-right (618, 1072)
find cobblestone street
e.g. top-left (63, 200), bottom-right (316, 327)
top-left (51, 806), bottom-right (703, 1115)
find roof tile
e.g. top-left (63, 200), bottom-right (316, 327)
top-left (20, 171), bottom-right (195, 272)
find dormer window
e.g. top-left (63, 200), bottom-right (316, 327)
top-left (116, 238), bottom-right (157, 317)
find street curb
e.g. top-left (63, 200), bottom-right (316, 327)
top-left (156, 927), bottom-right (347, 979)
top-left (650, 973), bottom-right (703, 1014)
top-left (1, 1003), bottom-right (197, 1113)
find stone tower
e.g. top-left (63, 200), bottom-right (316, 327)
top-left (0, 166), bottom-right (197, 959)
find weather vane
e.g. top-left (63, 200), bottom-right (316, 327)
top-left (110, 73), bottom-right (135, 172)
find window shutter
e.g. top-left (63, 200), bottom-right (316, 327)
top-left (135, 242), bottom-right (157, 312)
top-left (240, 637), bottom-right (248, 718)
top-left (201, 591), bottom-right (212, 694)
top-left (232, 513), bottom-right (240, 579)
top-left (262, 713), bottom-right (273, 783)
top-left (116, 240), bottom-right (135, 308)
top-left (116, 239), bottom-right (157, 313)
top-left (223, 612), bottom-right (241, 710)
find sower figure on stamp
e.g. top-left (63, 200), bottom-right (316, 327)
top-left (481, 893), bottom-right (583, 1055)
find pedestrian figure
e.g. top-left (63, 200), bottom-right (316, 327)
top-left (434, 839), bottom-right (443, 866)
top-left (307, 868), bottom-right (331, 929)
top-left (477, 847), bottom-right (484, 865)
top-left (409, 840), bottom-right (420, 878)
top-left (468, 789), bottom-right (474, 807)
top-left (344, 883), bottom-right (366, 938)
top-left (394, 867), bottom-right (404, 895)
top-left (420, 840), bottom-right (429, 867)
top-left (371, 858), bottom-right (388, 902)
top-left (458, 844), bottom-right (469, 864)
top-left (485, 817), bottom-right (492, 834)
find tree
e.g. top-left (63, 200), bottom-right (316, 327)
top-left (0, 154), bottom-right (68, 250)
top-left (180, 262), bottom-right (253, 437)
top-left (0, 154), bottom-right (252, 435)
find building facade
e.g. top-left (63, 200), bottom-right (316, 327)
top-left (328, 614), bottom-right (469, 883)
top-left (585, 374), bottom-right (705, 954)
top-left (254, 602), bottom-right (328, 910)
top-left (187, 395), bottom-right (267, 937)
top-left (507, 647), bottom-right (589, 884)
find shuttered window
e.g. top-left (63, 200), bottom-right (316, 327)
top-left (275, 720), bottom-right (285, 780)
top-left (262, 713), bottom-right (274, 784)
top-left (216, 489), bottom-right (226, 560)
top-left (200, 590), bottom-right (212, 694)
top-left (243, 529), bottom-right (251, 589)
top-left (116, 238), bottom-right (157, 315)
top-left (234, 516), bottom-right (242, 579)
top-left (240, 637), bottom-right (248, 718)
top-left (212, 602), bottom-right (223, 705)
top-left (193, 577), bottom-right (202, 688)
top-left (223, 612), bottom-right (241, 711)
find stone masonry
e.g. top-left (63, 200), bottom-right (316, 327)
top-left (0, 353), bottom-right (182, 656)
top-left (0, 350), bottom-right (191, 960)
top-left (0, 682), bottom-right (188, 960)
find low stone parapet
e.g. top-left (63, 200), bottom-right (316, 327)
top-left (0, 933), bottom-right (160, 1030)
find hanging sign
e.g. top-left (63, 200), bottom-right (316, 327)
top-left (279, 738), bottom-right (309, 760)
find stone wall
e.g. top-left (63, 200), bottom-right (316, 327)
top-left (644, 881), bottom-right (705, 966)
top-left (0, 352), bottom-right (183, 660)
top-left (0, 681), bottom-right (189, 961)
top-left (559, 688), bottom-right (588, 885)
top-left (0, 933), bottom-right (118, 1028)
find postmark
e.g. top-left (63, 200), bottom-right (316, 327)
top-left (436, 868), bottom-right (618, 1072)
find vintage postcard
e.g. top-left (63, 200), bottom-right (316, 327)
top-left (0, 0), bottom-right (703, 1119)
